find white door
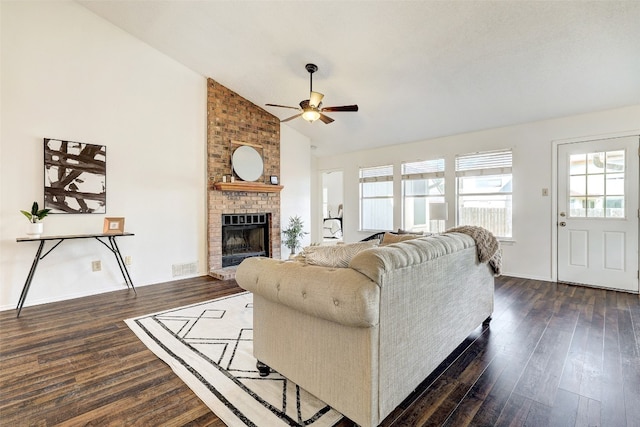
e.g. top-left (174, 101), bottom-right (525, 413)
top-left (557, 136), bottom-right (639, 293)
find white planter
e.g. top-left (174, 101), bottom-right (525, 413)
top-left (26, 222), bottom-right (44, 238)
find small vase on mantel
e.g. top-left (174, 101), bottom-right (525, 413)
top-left (26, 222), bottom-right (44, 238)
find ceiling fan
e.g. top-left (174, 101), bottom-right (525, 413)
top-left (266, 63), bottom-right (358, 124)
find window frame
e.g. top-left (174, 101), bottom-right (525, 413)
top-left (401, 158), bottom-right (445, 233)
top-left (359, 164), bottom-right (394, 231)
top-left (567, 150), bottom-right (625, 219)
top-left (455, 149), bottom-right (513, 238)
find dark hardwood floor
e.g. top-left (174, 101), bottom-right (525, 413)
top-left (1, 275), bottom-right (638, 426)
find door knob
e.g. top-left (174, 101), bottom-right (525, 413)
top-left (559, 221), bottom-right (566, 227)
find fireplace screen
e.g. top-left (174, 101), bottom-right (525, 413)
top-left (221, 214), bottom-right (269, 267)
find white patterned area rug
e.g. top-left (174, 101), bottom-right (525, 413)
top-left (125, 292), bottom-right (344, 427)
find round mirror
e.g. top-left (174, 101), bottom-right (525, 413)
top-left (232, 145), bottom-right (264, 182)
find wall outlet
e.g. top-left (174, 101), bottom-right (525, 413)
top-left (124, 256), bottom-right (132, 266)
top-left (91, 260), bottom-right (102, 272)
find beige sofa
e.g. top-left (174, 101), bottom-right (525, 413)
top-left (236, 232), bottom-right (495, 427)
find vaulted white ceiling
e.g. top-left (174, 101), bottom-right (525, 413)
top-left (77, 1), bottom-right (640, 157)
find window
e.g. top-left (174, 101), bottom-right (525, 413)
top-left (402, 159), bottom-right (445, 233)
top-left (568, 150), bottom-right (624, 218)
top-left (456, 150), bottom-right (512, 238)
top-left (360, 165), bottom-right (393, 230)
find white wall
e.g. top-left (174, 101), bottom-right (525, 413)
top-left (0, 1), bottom-right (207, 310)
top-left (280, 125), bottom-right (312, 256)
top-left (315, 105), bottom-right (640, 281)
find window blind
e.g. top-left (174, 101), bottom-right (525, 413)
top-left (402, 159), bottom-right (445, 180)
top-left (455, 150), bottom-right (512, 177)
top-left (359, 165), bottom-right (393, 183)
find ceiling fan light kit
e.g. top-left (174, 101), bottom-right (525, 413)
top-left (266, 63), bottom-right (358, 124)
top-left (302, 109), bottom-right (321, 123)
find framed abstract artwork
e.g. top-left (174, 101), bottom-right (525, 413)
top-left (44, 138), bottom-right (106, 214)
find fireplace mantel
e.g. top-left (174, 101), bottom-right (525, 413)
top-left (213, 181), bottom-right (283, 193)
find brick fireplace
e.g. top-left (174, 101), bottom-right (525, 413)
top-left (207, 78), bottom-right (282, 277)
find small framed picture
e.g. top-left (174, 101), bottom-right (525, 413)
top-left (103, 217), bottom-right (125, 234)
top-left (270, 175), bottom-right (279, 185)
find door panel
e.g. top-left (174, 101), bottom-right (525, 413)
top-left (568, 230), bottom-right (588, 267)
top-left (557, 136), bottom-right (639, 292)
top-left (603, 231), bottom-right (624, 270)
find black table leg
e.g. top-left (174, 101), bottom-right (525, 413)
top-left (16, 240), bottom-right (45, 317)
top-left (107, 236), bottom-right (136, 294)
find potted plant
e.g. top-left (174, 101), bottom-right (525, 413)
top-left (282, 215), bottom-right (308, 255)
top-left (20, 201), bottom-right (51, 237)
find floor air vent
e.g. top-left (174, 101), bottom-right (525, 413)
top-left (172, 262), bottom-right (198, 277)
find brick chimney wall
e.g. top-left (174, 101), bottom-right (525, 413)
top-left (207, 78), bottom-right (281, 272)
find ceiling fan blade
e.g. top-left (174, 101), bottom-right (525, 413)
top-left (309, 91), bottom-right (324, 108)
top-left (281, 113), bottom-right (302, 123)
top-left (321, 104), bottom-right (359, 112)
top-left (266, 103), bottom-right (299, 110)
top-left (318, 113), bottom-right (334, 124)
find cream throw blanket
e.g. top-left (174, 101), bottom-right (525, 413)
top-left (446, 226), bottom-right (502, 276)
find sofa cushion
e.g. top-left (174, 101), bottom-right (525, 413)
top-left (381, 232), bottom-right (422, 245)
top-left (302, 240), bottom-right (379, 267)
top-left (396, 228), bottom-right (424, 235)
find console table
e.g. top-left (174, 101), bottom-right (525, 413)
top-left (15, 232), bottom-right (135, 317)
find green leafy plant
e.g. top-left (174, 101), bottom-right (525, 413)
top-left (282, 215), bottom-right (308, 254)
top-left (20, 201), bottom-right (51, 223)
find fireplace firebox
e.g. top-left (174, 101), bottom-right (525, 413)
top-left (221, 213), bottom-right (270, 267)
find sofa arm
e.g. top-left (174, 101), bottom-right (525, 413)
top-left (236, 257), bottom-right (380, 328)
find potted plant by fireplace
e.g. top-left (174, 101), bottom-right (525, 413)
top-left (20, 201), bottom-right (51, 238)
top-left (282, 215), bottom-right (308, 256)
